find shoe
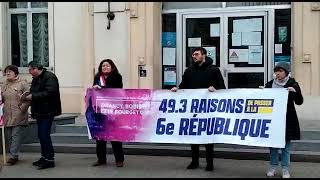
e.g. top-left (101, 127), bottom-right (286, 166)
top-left (37, 160), bottom-right (55, 170)
top-left (92, 161), bottom-right (106, 167)
top-left (282, 169), bottom-right (291, 178)
top-left (116, 161), bottom-right (124, 167)
top-left (266, 167), bottom-right (277, 177)
top-left (186, 162), bottom-right (199, 169)
top-left (33, 157), bottom-right (45, 167)
top-left (6, 158), bottom-right (19, 166)
top-left (205, 164), bottom-right (214, 171)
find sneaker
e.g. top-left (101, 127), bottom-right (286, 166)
top-left (33, 157), bottom-right (45, 167)
top-left (282, 169), bottom-right (290, 178)
top-left (37, 160), bottom-right (55, 170)
top-left (186, 162), bottom-right (199, 169)
top-left (6, 158), bottom-right (19, 166)
top-left (266, 167), bottom-right (277, 177)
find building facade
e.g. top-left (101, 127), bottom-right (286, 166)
top-left (0, 2), bottom-right (319, 120)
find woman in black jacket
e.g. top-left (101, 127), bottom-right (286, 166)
top-left (264, 62), bottom-right (303, 178)
top-left (92, 59), bottom-right (124, 167)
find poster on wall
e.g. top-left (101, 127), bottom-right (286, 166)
top-left (274, 56), bottom-right (291, 67)
top-left (203, 47), bottom-right (216, 65)
top-left (275, 44), bottom-right (282, 54)
top-left (188, 38), bottom-right (201, 47)
top-left (278, 27), bottom-right (287, 43)
top-left (163, 47), bottom-right (176, 66)
top-left (210, 23), bottom-right (220, 37)
top-left (229, 49), bottom-right (249, 62)
top-left (162, 32), bottom-right (176, 47)
top-left (241, 32), bottom-right (261, 46)
top-left (248, 46), bottom-right (263, 64)
top-left (163, 67), bottom-right (176, 85)
top-left (232, 33), bottom-right (242, 46)
top-left (233, 18), bottom-right (262, 32)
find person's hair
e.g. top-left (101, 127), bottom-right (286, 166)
top-left (96, 59), bottom-right (120, 77)
top-left (192, 47), bottom-right (207, 55)
top-left (28, 61), bottom-right (43, 70)
top-left (4, 65), bottom-right (19, 75)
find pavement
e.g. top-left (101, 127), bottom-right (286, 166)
top-left (1, 153), bottom-right (320, 178)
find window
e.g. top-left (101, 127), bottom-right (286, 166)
top-left (9, 2), bottom-right (49, 67)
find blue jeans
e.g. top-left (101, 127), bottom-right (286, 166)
top-left (269, 142), bottom-right (291, 170)
top-left (37, 116), bottom-right (54, 161)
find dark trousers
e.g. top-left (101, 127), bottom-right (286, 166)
top-left (191, 144), bottom-right (214, 165)
top-left (36, 116), bottom-right (54, 161)
top-left (96, 140), bottom-right (124, 163)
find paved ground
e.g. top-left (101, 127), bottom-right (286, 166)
top-left (0, 153), bottom-right (320, 178)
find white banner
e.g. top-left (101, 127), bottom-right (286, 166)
top-left (86, 88), bottom-right (288, 148)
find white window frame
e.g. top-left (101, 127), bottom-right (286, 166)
top-left (7, 2), bottom-right (54, 73)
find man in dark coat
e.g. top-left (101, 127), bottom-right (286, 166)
top-left (171, 47), bottom-right (226, 171)
top-left (25, 61), bottom-right (61, 170)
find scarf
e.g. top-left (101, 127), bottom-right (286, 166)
top-left (272, 75), bottom-right (290, 88)
top-left (99, 75), bottom-right (106, 87)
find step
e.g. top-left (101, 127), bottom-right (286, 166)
top-left (49, 132), bottom-right (320, 152)
top-left (21, 114), bottom-right (79, 144)
top-left (21, 143), bottom-right (320, 163)
top-left (51, 133), bottom-right (96, 144)
top-left (55, 125), bottom-right (88, 134)
top-left (301, 130), bottom-right (320, 140)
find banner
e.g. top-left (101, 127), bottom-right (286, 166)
top-left (85, 88), bottom-right (288, 148)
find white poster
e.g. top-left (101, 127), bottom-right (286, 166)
top-left (164, 69), bottom-right (177, 85)
top-left (210, 23), bottom-right (220, 37)
top-left (163, 47), bottom-right (176, 66)
top-left (248, 46), bottom-right (263, 64)
top-left (232, 33), bottom-right (242, 46)
top-left (242, 32), bottom-right (261, 46)
top-left (188, 37), bottom-right (201, 47)
top-left (203, 47), bottom-right (216, 65)
top-left (229, 49), bottom-right (249, 62)
top-left (233, 18), bottom-right (262, 32)
top-left (275, 44), bottom-right (282, 54)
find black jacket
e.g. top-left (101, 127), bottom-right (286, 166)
top-left (265, 77), bottom-right (303, 141)
top-left (93, 73), bottom-right (123, 88)
top-left (179, 57), bottom-right (226, 90)
top-left (30, 69), bottom-right (62, 118)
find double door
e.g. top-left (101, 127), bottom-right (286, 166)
top-left (181, 11), bottom-right (271, 88)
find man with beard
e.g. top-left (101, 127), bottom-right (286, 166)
top-left (171, 47), bottom-right (226, 171)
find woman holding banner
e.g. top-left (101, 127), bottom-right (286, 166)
top-left (1, 65), bottom-right (30, 165)
top-left (264, 62), bottom-right (303, 178)
top-left (91, 59), bottom-right (124, 167)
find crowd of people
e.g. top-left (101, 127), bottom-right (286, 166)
top-left (1, 47), bottom-right (303, 178)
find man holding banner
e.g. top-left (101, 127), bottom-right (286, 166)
top-left (171, 47), bottom-right (226, 171)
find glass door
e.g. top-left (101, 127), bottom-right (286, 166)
top-left (182, 13), bottom-right (223, 76)
top-left (223, 11), bottom-right (268, 88)
top-left (181, 10), bottom-right (270, 89)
